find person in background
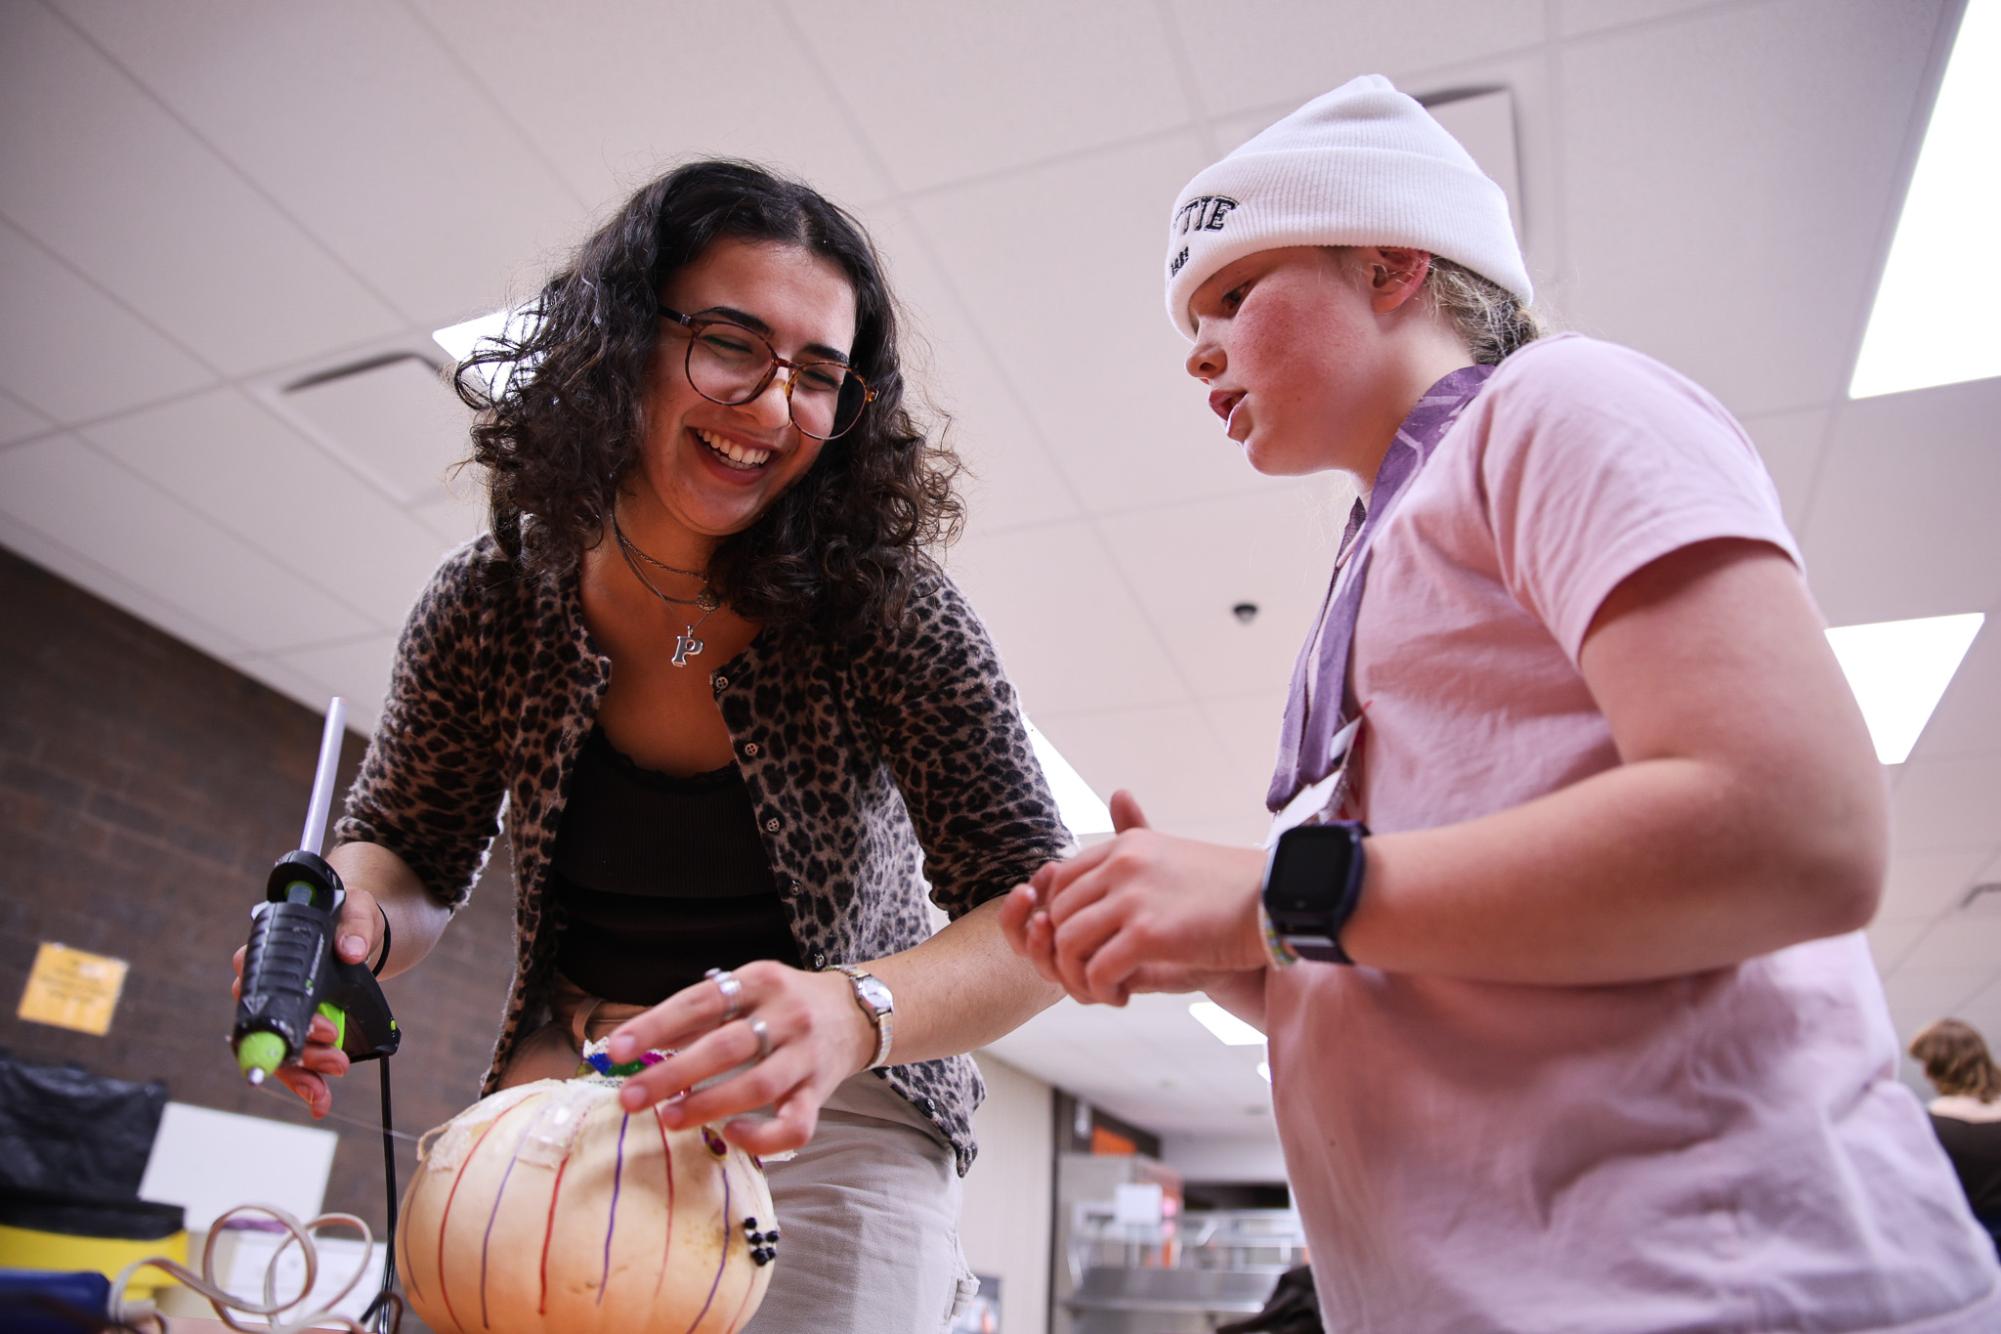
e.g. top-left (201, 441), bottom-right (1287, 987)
top-left (1004, 75), bottom-right (2001, 1330)
top-left (234, 158), bottom-right (1072, 1331)
top-left (1912, 1018), bottom-right (2001, 1254)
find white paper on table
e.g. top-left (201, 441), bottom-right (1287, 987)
top-left (137, 1102), bottom-right (337, 1232)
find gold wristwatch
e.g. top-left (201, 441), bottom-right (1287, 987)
top-left (831, 964), bottom-right (895, 1069)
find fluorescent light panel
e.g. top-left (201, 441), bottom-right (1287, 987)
top-left (1189, 1000), bottom-right (1265, 1046)
top-left (1024, 716), bottom-right (1113, 836)
top-left (1825, 612), bottom-right (1983, 764)
top-left (1850, 0), bottom-right (2001, 398)
top-left (433, 305), bottom-right (538, 400)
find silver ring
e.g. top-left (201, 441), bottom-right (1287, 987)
top-left (748, 1017), bottom-right (772, 1063)
top-left (705, 967), bottom-right (742, 1023)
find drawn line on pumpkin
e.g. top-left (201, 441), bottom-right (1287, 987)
top-left (537, 1153), bottom-right (572, 1316)
top-left (477, 1126), bottom-right (529, 1329)
top-left (684, 1158), bottom-right (731, 1334)
top-left (652, 1106), bottom-right (678, 1304)
top-left (438, 1101), bottom-right (528, 1333)
top-left (599, 1111), bottom-right (631, 1305)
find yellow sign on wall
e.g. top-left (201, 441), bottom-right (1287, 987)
top-left (17, 942), bottom-right (128, 1036)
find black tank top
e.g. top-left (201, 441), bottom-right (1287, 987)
top-left (549, 726), bottom-right (800, 1005)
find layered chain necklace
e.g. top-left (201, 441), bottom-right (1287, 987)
top-left (611, 514), bottom-right (721, 668)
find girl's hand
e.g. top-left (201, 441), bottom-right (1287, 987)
top-left (605, 961), bottom-right (875, 1156)
top-left (1001, 791), bottom-right (1268, 1005)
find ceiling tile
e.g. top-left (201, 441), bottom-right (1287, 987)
top-left (813, 0), bottom-right (1190, 193)
top-left (0, 436), bottom-right (374, 651)
top-left (0, 387), bottom-right (52, 447)
top-left (1736, 408), bottom-right (1827, 533)
top-left (1881, 964), bottom-right (1995, 1055)
top-left (944, 521), bottom-right (1188, 715)
top-left (988, 992), bottom-right (1273, 1137)
top-left (416, 0), bottom-right (888, 211)
top-left (411, 475), bottom-right (490, 548)
top-left (0, 509), bottom-right (246, 655)
top-left (261, 634), bottom-right (400, 734)
top-left (271, 355), bottom-right (474, 506)
top-left (0, 222), bottom-right (212, 423)
top-left (1201, 691), bottom-right (1291, 815)
top-left (1888, 752), bottom-right (2001, 856)
top-left (907, 132), bottom-right (1290, 513)
top-left (56, 0), bottom-right (588, 324)
top-left (861, 205), bottom-right (1081, 537)
top-left (1556, 0), bottom-right (1946, 417)
top-left (1555, 0), bottom-right (1739, 39)
top-left (1893, 908), bottom-right (2001, 977)
top-left (1878, 848), bottom-right (1998, 925)
top-left (1908, 616), bottom-right (2001, 764)
top-left (1098, 485), bottom-right (1350, 701)
top-left (0, 2), bottom-right (402, 374)
top-left (1165, 0), bottom-right (1547, 121)
top-left (81, 389), bottom-right (452, 633)
top-left (1944, 979), bottom-right (2001, 1073)
top-left (1866, 914), bottom-right (1931, 976)
top-left (1032, 703), bottom-right (1241, 833)
top-left (1799, 377), bottom-right (2001, 625)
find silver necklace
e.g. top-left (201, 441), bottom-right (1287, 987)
top-left (611, 519), bottom-right (721, 668)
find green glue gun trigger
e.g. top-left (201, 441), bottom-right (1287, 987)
top-left (229, 697), bottom-right (401, 1086)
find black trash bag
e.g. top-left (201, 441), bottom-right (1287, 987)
top-left (0, 1050), bottom-right (167, 1198)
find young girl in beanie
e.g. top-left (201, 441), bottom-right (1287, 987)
top-left (1005, 75), bottom-right (2001, 1330)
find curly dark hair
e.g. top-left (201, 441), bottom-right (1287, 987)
top-left (457, 159), bottom-right (963, 636)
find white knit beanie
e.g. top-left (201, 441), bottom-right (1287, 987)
top-left (1164, 74), bottom-right (1531, 337)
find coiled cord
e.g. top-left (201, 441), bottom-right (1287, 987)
top-left (106, 1202), bottom-right (401, 1334)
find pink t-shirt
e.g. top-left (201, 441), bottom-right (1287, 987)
top-left (1265, 335), bottom-right (2001, 1331)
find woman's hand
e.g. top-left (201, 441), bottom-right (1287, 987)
top-left (1001, 791), bottom-right (1269, 1005)
top-left (606, 961), bottom-right (875, 1156)
top-left (228, 886), bottom-right (384, 1118)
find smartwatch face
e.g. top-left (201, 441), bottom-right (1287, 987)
top-left (1268, 825), bottom-right (1352, 919)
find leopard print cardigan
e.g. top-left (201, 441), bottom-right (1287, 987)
top-left (332, 533), bottom-right (1073, 1174)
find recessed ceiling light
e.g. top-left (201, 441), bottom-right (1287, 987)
top-left (1189, 1000), bottom-right (1266, 1046)
top-left (1024, 716), bottom-right (1113, 836)
top-left (1824, 613), bottom-right (1983, 764)
top-left (1850, 1), bottom-right (2000, 399)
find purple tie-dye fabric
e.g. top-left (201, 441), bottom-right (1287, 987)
top-left (1266, 363), bottom-right (1497, 810)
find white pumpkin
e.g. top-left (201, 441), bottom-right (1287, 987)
top-left (397, 1077), bottom-right (777, 1334)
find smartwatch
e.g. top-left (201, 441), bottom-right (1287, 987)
top-left (831, 964), bottom-right (895, 1069)
top-left (1260, 821), bottom-right (1369, 964)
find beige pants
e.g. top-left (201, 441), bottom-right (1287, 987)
top-left (501, 977), bottom-right (979, 1333)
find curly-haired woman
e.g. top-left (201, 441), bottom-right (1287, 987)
top-left (234, 160), bottom-right (1071, 1329)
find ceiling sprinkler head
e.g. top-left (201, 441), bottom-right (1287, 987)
top-left (1232, 602), bottom-right (1259, 624)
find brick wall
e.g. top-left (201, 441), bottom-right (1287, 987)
top-left (0, 547), bottom-right (518, 1237)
